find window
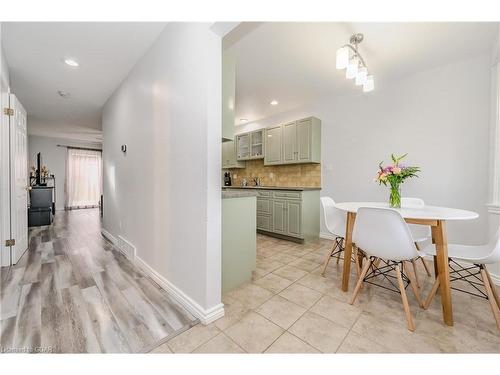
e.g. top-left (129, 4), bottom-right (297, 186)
top-left (65, 148), bottom-right (102, 209)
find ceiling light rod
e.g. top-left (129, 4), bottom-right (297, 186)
top-left (342, 33), bottom-right (367, 68)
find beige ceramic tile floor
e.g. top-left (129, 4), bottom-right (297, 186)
top-left (151, 234), bottom-right (500, 354)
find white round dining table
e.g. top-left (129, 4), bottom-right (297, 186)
top-left (334, 201), bottom-right (479, 326)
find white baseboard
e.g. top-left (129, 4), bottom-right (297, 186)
top-left (320, 232), bottom-right (336, 240)
top-left (101, 228), bottom-right (117, 245)
top-left (134, 256), bottom-right (225, 325)
top-left (489, 271), bottom-right (500, 286)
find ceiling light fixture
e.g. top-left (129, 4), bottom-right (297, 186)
top-left (240, 118), bottom-right (249, 123)
top-left (58, 90), bottom-right (71, 98)
top-left (63, 58), bottom-right (79, 67)
top-left (336, 33), bottom-right (374, 92)
top-left (270, 100), bottom-right (278, 106)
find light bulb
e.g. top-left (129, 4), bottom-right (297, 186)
top-left (336, 47), bottom-right (349, 69)
top-left (355, 66), bottom-right (368, 86)
top-left (346, 56), bottom-right (359, 79)
top-left (363, 75), bottom-right (374, 92)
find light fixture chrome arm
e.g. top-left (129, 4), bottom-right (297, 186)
top-left (342, 44), bottom-right (367, 68)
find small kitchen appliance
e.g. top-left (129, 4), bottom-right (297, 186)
top-left (224, 172), bottom-right (232, 186)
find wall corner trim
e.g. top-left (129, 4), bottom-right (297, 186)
top-left (486, 203), bottom-right (500, 215)
top-left (134, 256), bottom-right (225, 325)
top-left (101, 228), bottom-right (117, 245)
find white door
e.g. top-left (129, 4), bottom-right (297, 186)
top-left (9, 94), bottom-right (28, 264)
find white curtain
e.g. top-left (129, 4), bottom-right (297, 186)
top-left (65, 148), bottom-right (102, 209)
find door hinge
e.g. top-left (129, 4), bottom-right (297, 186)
top-left (3, 107), bottom-right (14, 116)
top-left (5, 239), bottom-right (15, 247)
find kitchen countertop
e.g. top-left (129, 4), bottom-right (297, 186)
top-left (223, 186), bottom-right (321, 191)
top-left (222, 190), bottom-right (258, 199)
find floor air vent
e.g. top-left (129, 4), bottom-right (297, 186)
top-left (117, 235), bottom-right (136, 260)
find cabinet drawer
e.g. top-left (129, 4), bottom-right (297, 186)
top-left (257, 190), bottom-right (271, 197)
top-left (273, 191), bottom-right (301, 200)
top-left (257, 215), bottom-right (271, 231)
top-left (257, 198), bottom-right (271, 214)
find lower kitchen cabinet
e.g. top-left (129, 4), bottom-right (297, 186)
top-left (256, 189), bottom-right (319, 242)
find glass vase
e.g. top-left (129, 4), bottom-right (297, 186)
top-left (389, 183), bottom-right (401, 208)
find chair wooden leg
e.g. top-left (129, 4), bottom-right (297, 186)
top-left (321, 239), bottom-right (339, 276)
top-left (484, 267), bottom-right (500, 309)
top-left (353, 246), bottom-right (361, 278)
top-left (349, 258), bottom-right (372, 305)
top-left (419, 257), bottom-right (432, 277)
top-left (479, 267), bottom-right (500, 330)
top-left (424, 277), bottom-right (440, 310)
top-left (433, 255), bottom-right (438, 278)
top-left (396, 263), bottom-right (415, 332)
top-left (411, 259), bottom-right (421, 288)
top-left (404, 261), bottom-right (423, 308)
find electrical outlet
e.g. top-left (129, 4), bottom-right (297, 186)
top-left (269, 172), bottom-right (274, 179)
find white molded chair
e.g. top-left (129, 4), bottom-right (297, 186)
top-left (320, 197), bottom-right (361, 277)
top-left (401, 197), bottom-right (433, 285)
top-left (349, 207), bottom-right (424, 331)
top-left (421, 229), bottom-right (500, 330)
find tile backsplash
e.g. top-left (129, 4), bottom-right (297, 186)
top-left (226, 159), bottom-right (321, 187)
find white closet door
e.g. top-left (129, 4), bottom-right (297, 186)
top-left (10, 94), bottom-right (28, 264)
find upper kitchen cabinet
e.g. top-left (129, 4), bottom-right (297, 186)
top-left (222, 49), bottom-right (236, 142)
top-left (222, 140), bottom-right (245, 168)
top-left (264, 117), bottom-right (321, 165)
top-left (282, 117), bottom-right (321, 164)
top-left (236, 129), bottom-right (264, 160)
top-left (264, 125), bottom-right (283, 165)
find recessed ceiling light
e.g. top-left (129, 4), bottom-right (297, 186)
top-left (270, 100), bottom-right (278, 106)
top-left (240, 118), bottom-right (248, 123)
top-left (58, 90), bottom-right (71, 98)
top-left (63, 58), bottom-right (79, 67)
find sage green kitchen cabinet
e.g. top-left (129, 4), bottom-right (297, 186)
top-left (253, 188), bottom-right (320, 242)
top-left (271, 200), bottom-right (287, 234)
top-left (286, 200), bottom-right (302, 237)
top-left (222, 194), bottom-right (256, 294)
top-left (282, 117), bottom-right (321, 164)
top-left (222, 49), bottom-right (236, 141)
top-left (236, 130), bottom-right (264, 160)
top-left (283, 121), bottom-right (297, 163)
top-left (222, 140), bottom-right (245, 169)
top-left (264, 125), bottom-right (283, 165)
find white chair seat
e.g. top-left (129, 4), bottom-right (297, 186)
top-left (421, 243), bottom-right (494, 264)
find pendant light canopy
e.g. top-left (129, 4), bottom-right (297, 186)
top-left (336, 33), bottom-right (374, 92)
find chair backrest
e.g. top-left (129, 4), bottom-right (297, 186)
top-left (401, 197), bottom-right (431, 241)
top-left (320, 196), bottom-right (346, 238)
top-left (352, 207), bottom-right (418, 261)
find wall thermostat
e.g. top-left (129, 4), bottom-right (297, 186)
top-left (121, 145), bottom-right (127, 153)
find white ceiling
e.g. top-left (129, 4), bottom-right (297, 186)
top-left (2, 22), bottom-right (166, 142)
top-left (230, 22), bottom-right (499, 124)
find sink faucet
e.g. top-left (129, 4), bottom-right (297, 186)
top-left (253, 177), bottom-right (261, 186)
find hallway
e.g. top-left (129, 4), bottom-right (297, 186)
top-left (0, 209), bottom-right (197, 353)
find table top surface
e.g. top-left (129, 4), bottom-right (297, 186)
top-left (334, 201), bottom-right (479, 221)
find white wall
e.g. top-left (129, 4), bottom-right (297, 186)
top-left (236, 54), bottom-right (491, 246)
top-left (102, 23), bottom-right (223, 321)
top-left (28, 135), bottom-right (102, 210)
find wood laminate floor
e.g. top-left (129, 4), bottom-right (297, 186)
top-left (0, 209), bottom-right (197, 353)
